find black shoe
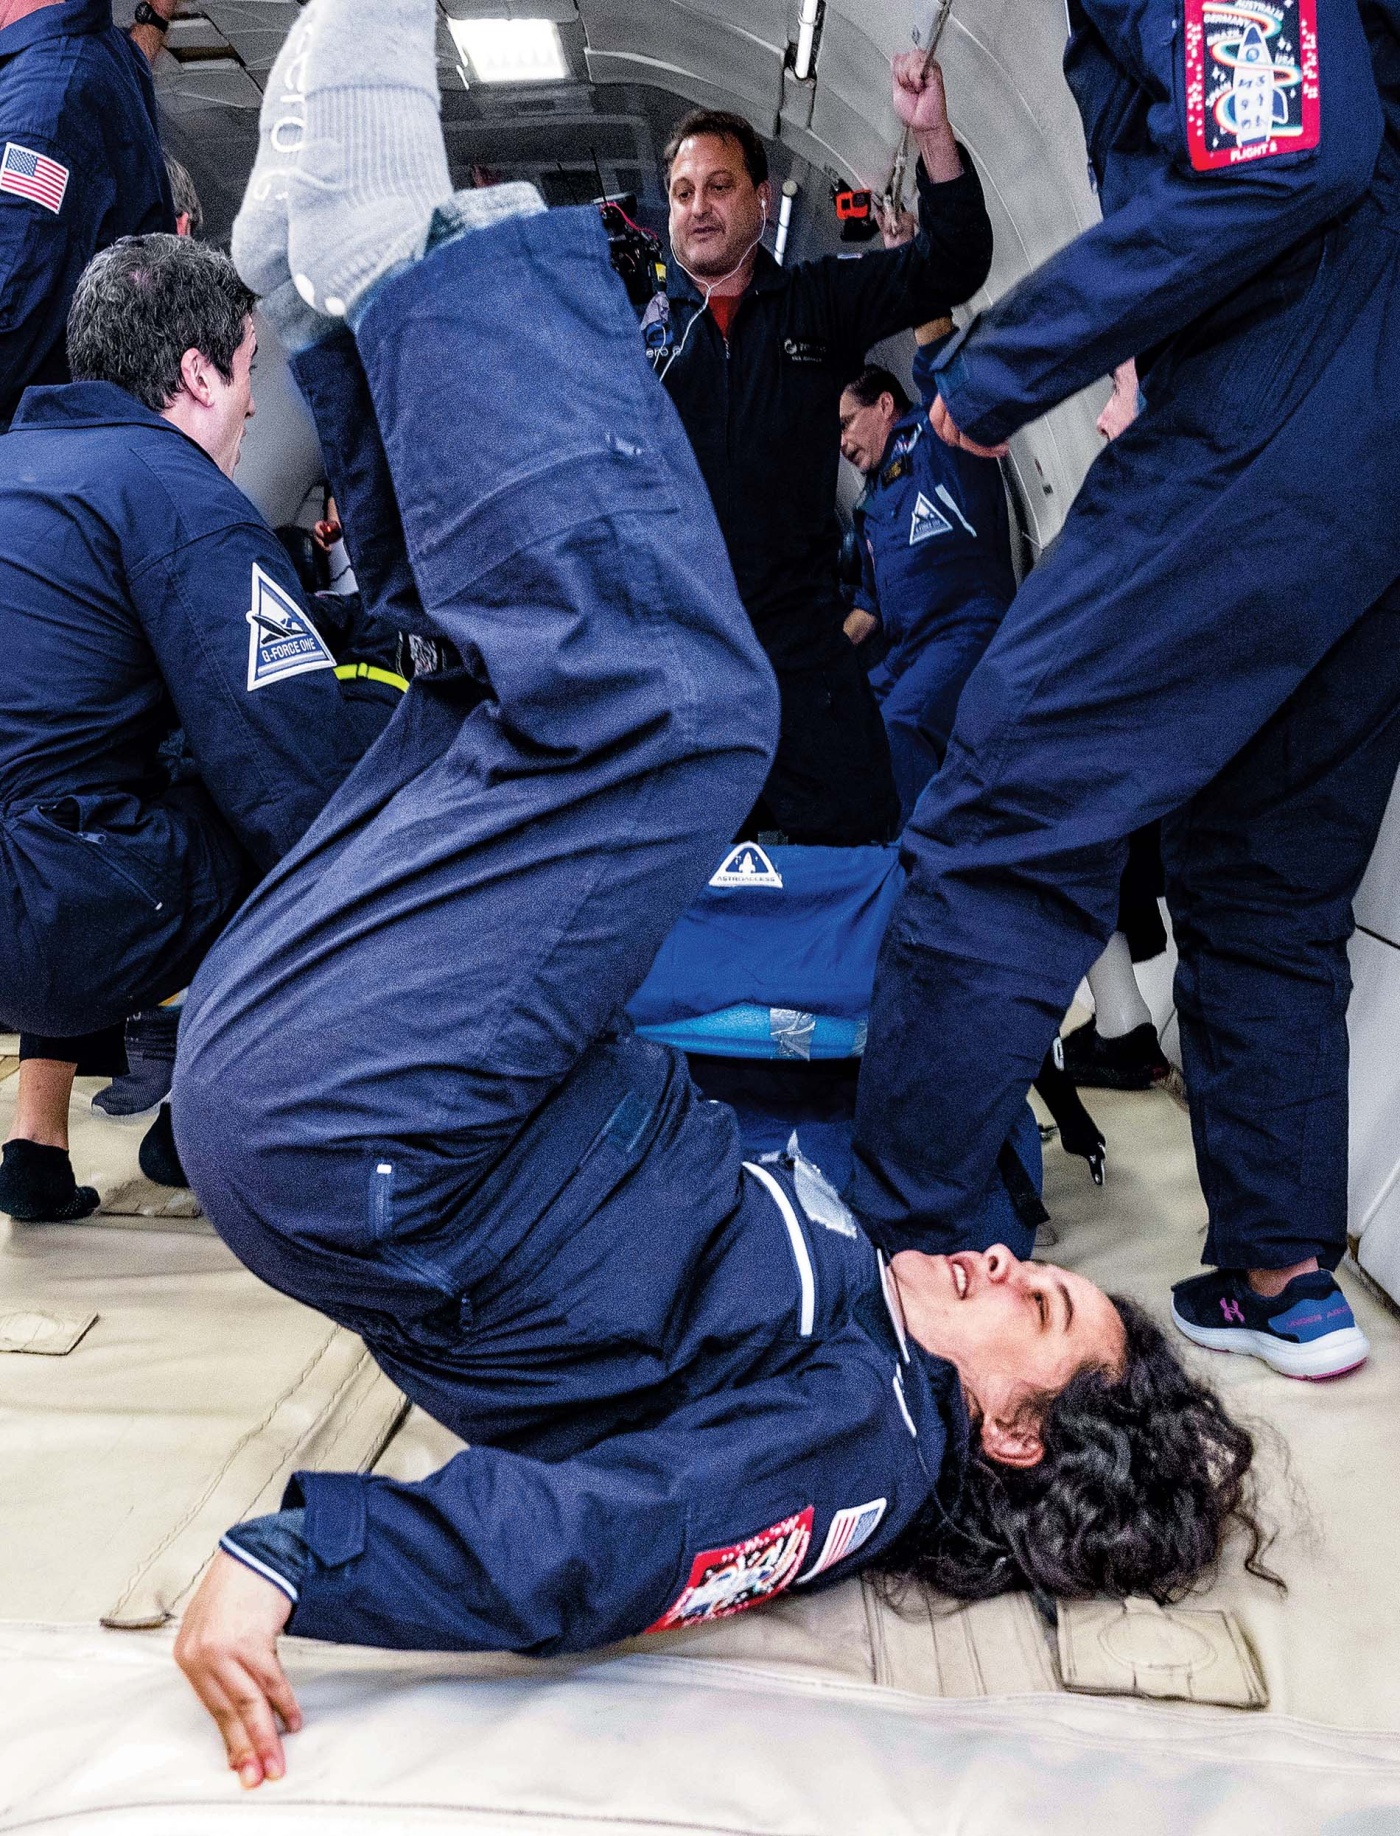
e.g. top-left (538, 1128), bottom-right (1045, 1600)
top-left (93, 1006), bottom-right (180, 1118)
top-left (0, 1139), bottom-right (100, 1222)
top-left (1034, 1049), bottom-right (1106, 1185)
top-left (138, 1103), bottom-right (188, 1189)
top-left (1060, 1020), bottom-right (1170, 1091)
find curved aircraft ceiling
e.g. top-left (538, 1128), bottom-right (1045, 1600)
top-left (131, 0), bottom-right (1111, 543)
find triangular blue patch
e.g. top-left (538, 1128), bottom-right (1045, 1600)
top-left (245, 563), bottom-right (336, 691)
top-left (909, 491), bottom-right (953, 546)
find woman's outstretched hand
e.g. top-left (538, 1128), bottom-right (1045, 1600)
top-left (929, 392), bottom-right (1009, 459)
top-left (174, 1552), bottom-right (300, 1789)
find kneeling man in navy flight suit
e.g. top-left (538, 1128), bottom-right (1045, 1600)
top-left (0, 236), bottom-right (376, 1220)
top-left (851, 0), bottom-right (1400, 1381)
top-left (165, 0), bottom-right (1268, 1789)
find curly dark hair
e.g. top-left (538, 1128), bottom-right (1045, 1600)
top-left (877, 1296), bottom-right (1281, 1603)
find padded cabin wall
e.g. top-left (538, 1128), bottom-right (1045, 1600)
top-left (577, 0), bottom-right (1111, 550)
top-left (229, 312), bottom-right (325, 530)
top-left (582, 0), bottom-right (793, 127)
top-left (791, 0), bottom-right (1108, 554)
top-left (1350, 771), bottom-right (1400, 1298)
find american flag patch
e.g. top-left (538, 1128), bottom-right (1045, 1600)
top-left (1, 142), bottom-right (70, 214)
top-left (796, 1498), bottom-right (887, 1585)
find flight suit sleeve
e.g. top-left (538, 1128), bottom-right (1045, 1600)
top-left (910, 337), bottom-right (944, 407)
top-left (287, 326), bottom-right (430, 639)
top-left (128, 520), bottom-right (366, 870)
top-left (0, 128), bottom-right (108, 409)
top-left (281, 1361), bottom-right (927, 1655)
top-left (853, 513), bottom-right (880, 620)
top-left (824, 153), bottom-right (993, 358)
top-left (931, 0), bottom-right (1384, 445)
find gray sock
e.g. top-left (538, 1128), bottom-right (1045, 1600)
top-left (285, 0), bottom-right (452, 318)
top-left (257, 277), bottom-right (336, 356)
top-left (230, 2), bottom-right (319, 300)
top-left (425, 181), bottom-right (547, 248)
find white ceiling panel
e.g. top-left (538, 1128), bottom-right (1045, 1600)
top-left (579, 0), bottom-right (787, 126)
top-left (584, 48), bottom-right (775, 130)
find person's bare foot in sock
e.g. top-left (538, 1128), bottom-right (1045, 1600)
top-left (234, 0), bottom-right (545, 347)
top-left (283, 0), bottom-right (452, 318)
top-left (231, 0), bottom-right (320, 300)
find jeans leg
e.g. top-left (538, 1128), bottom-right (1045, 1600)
top-left (1165, 584), bottom-right (1400, 1272)
top-left (176, 208), bottom-right (777, 1253)
top-left (758, 650), bottom-right (899, 845)
top-left (289, 327), bottom-right (428, 638)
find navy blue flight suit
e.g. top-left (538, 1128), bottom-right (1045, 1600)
top-left (854, 338), bottom-right (1016, 824)
top-left (851, 0), bottom-right (1400, 1271)
top-left (175, 207), bottom-right (967, 1654)
top-left (0, 383), bottom-right (369, 1037)
top-left (0, 0), bottom-right (172, 427)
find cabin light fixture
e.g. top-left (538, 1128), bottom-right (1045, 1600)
top-left (446, 17), bottom-right (569, 84)
top-left (792, 0), bottom-right (823, 81)
top-left (774, 178), bottom-right (798, 265)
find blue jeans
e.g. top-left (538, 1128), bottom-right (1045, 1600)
top-left (174, 207), bottom-right (777, 1331)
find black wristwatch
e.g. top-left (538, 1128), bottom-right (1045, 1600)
top-left (133, 2), bottom-right (169, 31)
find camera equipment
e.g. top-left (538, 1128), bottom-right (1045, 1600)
top-left (833, 187), bottom-right (879, 242)
top-left (597, 194), bottom-right (672, 353)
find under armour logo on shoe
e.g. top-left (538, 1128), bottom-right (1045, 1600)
top-left (1220, 1297), bottom-right (1245, 1324)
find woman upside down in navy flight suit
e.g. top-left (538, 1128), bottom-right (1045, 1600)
top-left (168, 0), bottom-right (1272, 1789)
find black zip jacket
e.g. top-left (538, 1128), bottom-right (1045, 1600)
top-left (658, 154), bottom-right (993, 673)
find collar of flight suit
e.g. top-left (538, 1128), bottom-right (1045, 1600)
top-left (11, 378), bottom-right (207, 443)
top-left (0, 0), bottom-right (113, 61)
top-left (664, 241), bottom-right (789, 312)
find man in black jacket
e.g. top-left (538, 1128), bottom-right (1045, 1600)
top-left (655, 53), bottom-right (993, 844)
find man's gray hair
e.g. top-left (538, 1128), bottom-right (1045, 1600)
top-left (165, 156), bottom-right (204, 236)
top-left (66, 235), bottom-right (255, 413)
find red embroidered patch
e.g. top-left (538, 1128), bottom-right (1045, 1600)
top-left (647, 1508), bottom-right (814, 1632)
top-left (1183, 0), bottom-right (1320, 172)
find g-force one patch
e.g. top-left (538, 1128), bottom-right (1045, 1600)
top-left (1184, 0), bottom-right (1320, 171)
top-left (246, 563), bottom-right (336, 690)
top-left (909, 491), bottom-right (953, 545)
top-left (647, 1508), bottom-right (814, 1630)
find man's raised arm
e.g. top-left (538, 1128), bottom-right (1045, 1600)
top-left (827, 52), bottom-right (994, 355)
top-left (929, 0), bottom-right (1382, 449)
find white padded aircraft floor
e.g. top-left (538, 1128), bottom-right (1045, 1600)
top-left (2, 1051), bottom-right (1400, 1831)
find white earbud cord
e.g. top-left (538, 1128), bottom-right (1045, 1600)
top-left (655, 203), bottom-right (769, 380)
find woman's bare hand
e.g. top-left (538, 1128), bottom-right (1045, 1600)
top-left (174, 1552), bottom-right (300, 1789)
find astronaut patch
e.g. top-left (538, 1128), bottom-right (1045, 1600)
top-left (909, 491), bottom-right (953, 545)
top-left (1183, 0), bottom-right (1320, 172)
top-left (245, 563), bottom-right (336, 690)
top-left (710, 842), bottom-right (784, 889)
top-left (647, 1508), bottom-right (814, 1631)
